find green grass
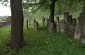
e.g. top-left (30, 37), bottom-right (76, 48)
top-left (0, 26), bottom-right (85, 55)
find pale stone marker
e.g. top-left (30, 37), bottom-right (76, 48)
top-left (48, 22), bottom-right (54, 32)
top-left (33, 19), bottom-right (39, 31)
top-left (60, 20), bottom-right (65, 33)
top-left (74, 25), bottom-right (81, 40)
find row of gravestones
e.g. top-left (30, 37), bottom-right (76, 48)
top-left (26, 6), bottom-right (85, 44)
top-left (0, 16), bottom-right (11, 27)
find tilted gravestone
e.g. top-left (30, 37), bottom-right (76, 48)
top-left (33, 19), bottom-right (39, 31)
top-left (59, 20), bottom-right (66, 33)
top-left (74, 25), bottom-right (81, 40)
top-left (42, 16), bottom-right (45, 27)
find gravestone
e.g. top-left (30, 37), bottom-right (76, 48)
top-left (81, 38), bottom-right (85, 44)
top-left (68, 25), bottom-right (75, 36)
top-left (42, 16), bottom-right (45, 27)
top-left (74, 25), bottom-right (81, 40)
top-left (33, 19), bottom-right (39, 31)
top-left (68, 15), bottom-right (72, 25)
top-left (60, 20), bottom-right (66, 33)
top-left (72, 18), bottom-right (76, 26)
top-left (48, 22), bottom-right (54, 32)
top-left (64, 12), bottom-right (69, 25)
top-left (56, 21), bottom-right (60, 32)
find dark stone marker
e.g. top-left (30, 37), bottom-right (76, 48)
top-left (72, 18), bottom-right (76, 26)
top-left (68, 15), bottom-right (72, 25)
top-left (64, 12), bottom-right (69, 25)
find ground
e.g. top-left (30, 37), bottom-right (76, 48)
top-left (0, 26), bottom-right (85, 55)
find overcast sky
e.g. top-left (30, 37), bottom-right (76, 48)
top-left (0, 3), bottom-right (11, 16)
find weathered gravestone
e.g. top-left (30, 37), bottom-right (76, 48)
top-left (42, 16), bottom-right (45, 27)
top-left (68, 15), bottom-right (73, 25)
top-left (56, 21), bottom-right (60, 32)
top-left (78, 6), bottom-right (85, 44)
top-left (72, 18), bottom-right (76, 26)
top-left (60, 20), bottom-right (66, 33)
top-left (68, 25), bottom-right (75, 36)
top-left (48, 22), bottom-right (54, 32)
top-left (74, 25), bottom-right (81, 40)
top-left (64, 12), bottom-right (69, 25)
top-left (33, 19), bottom-right (39, 31)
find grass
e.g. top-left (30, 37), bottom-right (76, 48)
top-left (0, 25), bottom-right (85, 55)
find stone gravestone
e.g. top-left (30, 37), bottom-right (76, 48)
top-left (64, 12), bottom-right (69, 25)
top-left (48, 22), bottom-right (54, 32)
top-left (42, 16), bottom-right (45, 27)
top-left (72, 18), bottom-right (76, 26)
top-left (56, 21), bottom-right (60, 32)
top-left (59, 20), bottom-right (66, 33)
top-left (68, 25), bottom-right (75, 36)
top-left (74, 25), bottom-right (81, 40)
top-left (78, 6), bottom-right (85, 44)
top-left (64, 12), bottom-right (70, 33)
top-left (68, 15), bottom-right (73, 25)
top-left (33, 19), bottom-right (39, 31)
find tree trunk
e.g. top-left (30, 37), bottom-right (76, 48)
top-left (10, 0), bottom-right (24, 52)
top-left (49, 0), bottom-right (56, 23)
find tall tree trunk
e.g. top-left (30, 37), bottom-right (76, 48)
top-left (10, 0), bottom-right (24, 52)
top-left (49, 0), bottom-right (56, 23)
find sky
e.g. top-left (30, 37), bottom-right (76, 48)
top-left (0, 3), bottom-right (11, 16)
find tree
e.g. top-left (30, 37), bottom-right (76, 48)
top-left (49, 0), bottom-right (57, 23)
top-left (10, 0), bottom-right (24, 52)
